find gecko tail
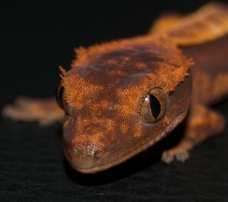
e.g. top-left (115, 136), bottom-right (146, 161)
top-left (148, 2), bottom-right (228, 46)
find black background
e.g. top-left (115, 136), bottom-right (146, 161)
top-left (1, 0), bottom-right (228, 201)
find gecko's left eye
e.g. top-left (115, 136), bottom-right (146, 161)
top-left (140, 88), bottom-right (167, 123)
top-left (56, 82), bottom-right (70, 115)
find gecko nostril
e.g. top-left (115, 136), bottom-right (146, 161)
top-left (93, 149), bottom-right (104, 159)
top-left (82, 143), bottom-right (105, 159)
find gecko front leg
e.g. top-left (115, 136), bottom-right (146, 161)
top-left (2, 97), bottom-right (64, 126)
top-left (162, 104), bottom-right (226, 163)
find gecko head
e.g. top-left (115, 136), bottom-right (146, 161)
top-left (56, 40), bottom-right (193, 173)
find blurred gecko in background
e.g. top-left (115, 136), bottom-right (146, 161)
top-left (3, 3), bottom-right (228, 173)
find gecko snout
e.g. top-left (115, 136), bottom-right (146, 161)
top-left (63, 139), bottom-right (107, 173)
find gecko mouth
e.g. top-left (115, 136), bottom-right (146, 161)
top-left (63, 111), bottom-right (187, 174)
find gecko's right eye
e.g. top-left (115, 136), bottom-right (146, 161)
top-left (56, 82), bottom-right (70, 115)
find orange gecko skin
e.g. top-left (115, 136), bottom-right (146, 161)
top-left (3, 3), bottom-right (228, 174)
top-left (59, 38), bottom-right (192, 173)
top-left (55, 3), bottom-right (228, 173)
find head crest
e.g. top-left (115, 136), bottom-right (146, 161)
top-left (59, 66), bottom-right (66, 79)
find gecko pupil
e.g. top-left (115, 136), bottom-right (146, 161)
top-left (149, 94), bottom-right (161, 119)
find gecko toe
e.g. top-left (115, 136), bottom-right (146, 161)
top-left (161, 151), bottom-right (175, 164)
top-left (176, 150), bottom-right (189, 162)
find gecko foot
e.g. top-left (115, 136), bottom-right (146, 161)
top-left (2, 96), bottom-right (64, 126)
top-left (161, 148), bottom-right (189, 164)
top-left (161, 143), bottom-right (191, 164)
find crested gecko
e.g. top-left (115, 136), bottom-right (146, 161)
top-left (3, 3), bottom-right (228, 174)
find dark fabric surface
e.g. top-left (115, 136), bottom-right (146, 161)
top-left (1, 1), bottom-right (228, 201)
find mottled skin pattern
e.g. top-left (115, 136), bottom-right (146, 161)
top-left (2, 3), bottom-right (228, 173)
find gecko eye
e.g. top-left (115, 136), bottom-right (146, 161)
top-left (56, 82), bottom-right (70, 115)
top-left (140, 88), bottom-right (167, 123)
